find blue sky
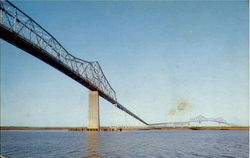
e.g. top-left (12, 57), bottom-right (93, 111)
top-left (1, 1), bottom-right (249, 127)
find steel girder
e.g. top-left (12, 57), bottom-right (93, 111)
top-left (0, 0), bottom-right (148, 125)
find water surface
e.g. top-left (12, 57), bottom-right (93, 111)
top-left (0, 130), bottom-right (249, 158)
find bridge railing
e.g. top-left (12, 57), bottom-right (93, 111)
top-left (0, 0), bottom-right (116, 102)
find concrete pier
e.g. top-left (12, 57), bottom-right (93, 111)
top-left (87, 91), bottom-right (100, 131)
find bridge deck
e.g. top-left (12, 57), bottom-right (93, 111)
top-left (0, 25), bottom-right (116, 104)
top-left (0, 0), bottom-right (148, 125)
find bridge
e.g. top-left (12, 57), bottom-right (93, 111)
top-left (0, 0), bottom-right (148, 130)
top-left (150, 115), bottom-right (236, 127)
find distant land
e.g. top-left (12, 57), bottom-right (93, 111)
top-left (0, 126), bottom-right (249, 131)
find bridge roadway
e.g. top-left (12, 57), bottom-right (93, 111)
top-left (0, 0), bottom-right (148, 125)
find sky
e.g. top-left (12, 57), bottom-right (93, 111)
top-left (1, 0), bottom-right (249, 127)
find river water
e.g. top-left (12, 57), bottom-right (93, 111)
top-left (0, 130), bottom-right (249, 158)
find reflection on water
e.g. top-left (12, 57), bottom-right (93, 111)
top-left (83, 132), bottom-right (102, 158)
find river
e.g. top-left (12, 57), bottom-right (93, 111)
top-left (0, 130), bottom-right (249, 158)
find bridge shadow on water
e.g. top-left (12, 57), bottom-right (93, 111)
top-left (82, 132), bottom-right (103, 158)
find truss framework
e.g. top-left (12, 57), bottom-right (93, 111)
top-left (0, 0), bottom-right (148, 125)
top-left (0, 0), bottom-right (116, 102)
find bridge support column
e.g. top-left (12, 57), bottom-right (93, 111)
top-left (87, 90), bottom-right (100, 131)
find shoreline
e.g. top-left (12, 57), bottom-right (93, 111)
top-left (0, 126), bottom-right (249, 131)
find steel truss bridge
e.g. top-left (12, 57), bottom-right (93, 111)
top-left (0, 0), bottom-right (148, 125)
top-left (150, 115), bottom-right (236, 127)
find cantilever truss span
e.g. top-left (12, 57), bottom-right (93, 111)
top-left (0, 0), bottom-right (148, 125)
top-left (149, 115), bottom-right (236, 127)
